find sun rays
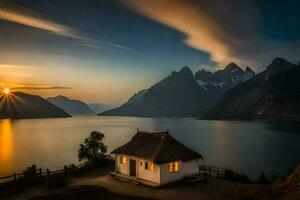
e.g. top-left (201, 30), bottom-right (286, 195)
top-left (0, 88), bottom-right (25, 116)
top-left (0, 88), bottom-right (13, 102)
top-left (3, 88), bottom-right (10, 95)
top-left (0, 88), bottom-right (13, 104)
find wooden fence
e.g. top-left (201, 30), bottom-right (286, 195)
top-left (0, 163), bottom-right (87, 185)
top-left (199, 165), bottom-right (226, 178)
top-left (2, 164), bottom-right (235, 184)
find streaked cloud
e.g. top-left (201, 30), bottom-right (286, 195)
top-left (76, 40), bottom-right (133, 52)
top-left (0, 64), bottom-right (35, 77)
top-left (0, 3), bottom-right (132, 51)
top-left (0, 65), bottom-right (70, 91)
top-left (11, 86), bottom-right (71, 90)
top-left (121, 0), bottom-right (300, 69)
top-left (0, 64), bottom-right (35, 70)
top-left (0, 8), bottom-right (75, 38)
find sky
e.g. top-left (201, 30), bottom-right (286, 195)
top-left (0, 0), bottom-right (299, 105)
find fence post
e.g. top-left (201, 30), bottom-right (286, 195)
top-left (0, 162), bottom-right (93, 185)
top-left (39, 168), bottom-right (42, 181)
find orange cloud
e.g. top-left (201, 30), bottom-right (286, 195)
top-left (121, 0), bottom-right (254, 67)
top-left (0, 64), bottom-right (35, 77)
top-left (121, 0), bottom-right (299, 69)
top-left (127, 1), bottom-right (227, 62)
top-left (11, 86), bottom-right (71, 90)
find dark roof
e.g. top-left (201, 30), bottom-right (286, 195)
top-left (111, 130), bottom-right (203, 164)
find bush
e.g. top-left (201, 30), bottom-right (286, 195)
top-left (224, 169), bottom-right (250, 183)
top-left (63, 164), bottom-right (77, 175)
top-left (23, 164), bottom-right (38, 177)
top-left (19, 164), bottom-right (42, 185)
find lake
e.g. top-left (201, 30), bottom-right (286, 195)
top-left (1, 116), bottom-right (300, 180)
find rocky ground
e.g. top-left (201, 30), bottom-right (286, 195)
top-left (254, 163), bottom-right (300, 200)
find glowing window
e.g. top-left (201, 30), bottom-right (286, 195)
top-left (145, 162), bottom-right (154, 171)
top-left (169, 161), bottom-right (180, 173)
top-left (149, 163), bottom-right (154, 171)
top-left (169, 162), bottom-right (174, 173)
top-left (120, 156), bottom-right (127, 164)
top-left (174, 161), bottom-right (179, 172)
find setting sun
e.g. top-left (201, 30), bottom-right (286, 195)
top-left (3, 88), bottom-right (11, 95)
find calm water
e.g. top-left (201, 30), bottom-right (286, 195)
top-left (1, 116), bottom-right (300, 179)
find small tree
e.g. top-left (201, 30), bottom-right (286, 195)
top-left (78, 131), bottom-right (110, 166)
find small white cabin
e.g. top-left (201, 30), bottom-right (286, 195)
top-left (111, 130), bottom-right (203, 186)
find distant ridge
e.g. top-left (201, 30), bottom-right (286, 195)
top-left (47, 95), bottom-right (95, 115)
top-left (203, 58), bottom-right (300, 119)
top-left (0, 92), bottom-right (71, 119)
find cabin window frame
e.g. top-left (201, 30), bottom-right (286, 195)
top-left (145, 161), bottom-right (154, 172)
top-left (119, 156), bottom-right (127, 164)
top-left (169, 161), bottom-right (180, 173)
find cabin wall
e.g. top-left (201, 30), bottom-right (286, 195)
top-left (115, 154), bottom-right (200, 185)
top-left (115, 154), bottom-right (160, 184)
top-left (115, 154), bottom-right (129, 175)
top-left (137, 158), bottom-right (160, 184)
top-left (160, 159), bottom-right (200, 185)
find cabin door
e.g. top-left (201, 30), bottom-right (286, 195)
top-left (129, 159), bottom-right (136, 177)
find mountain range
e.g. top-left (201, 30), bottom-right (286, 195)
top-left (0, 92), bottom-right (71, 119)
top-left (2, 57), bottom-right (298, 120)
top-left (195, 63), bottom-right (255, 97)
top-left (47, 95), bottom-right (95, 115)
top-left (100, 63), bottom-right (256, 117)
top-left (101, 58), bottom-right (300, 119)
top-left (203, 58), bottom-right (300, 119)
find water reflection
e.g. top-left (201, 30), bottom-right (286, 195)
top-left (0, 116), bottom-right (299, 179)
top-left (0, 119), bottom-right (14, 175)
top-left (264, 121), bottom-right (300, 134)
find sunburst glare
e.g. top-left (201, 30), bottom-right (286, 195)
top-left (3, 88), bottom-right (11, 95)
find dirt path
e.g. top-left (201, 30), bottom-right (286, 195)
top-left (70, 174), bottom-right (264, 200)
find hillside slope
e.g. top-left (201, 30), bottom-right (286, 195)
top-left (0, 92), bottom-right (71, 119)
top-left (47, 95), bottom-right (95, 115)
top-left (100, 67), bottom-right (214, 117)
